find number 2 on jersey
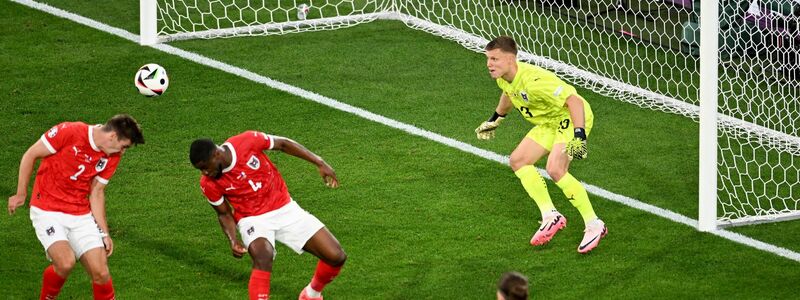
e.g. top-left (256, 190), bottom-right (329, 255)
top-left (70, 164), bottom-right (85, 181)
top-left (248, 179), bottom-right (262, 191)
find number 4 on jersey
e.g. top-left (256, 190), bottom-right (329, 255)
top-left (248, 179), bottom-right (262, 191)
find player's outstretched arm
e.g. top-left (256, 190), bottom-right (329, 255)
top-left (8, 140), bottom-right (52, 215)
top-left (270, 136), bottom-right (339, 188)
top-left (89, 180), bottom-right (114, 256)
top-left (212, 202), bottom-right (247, 258)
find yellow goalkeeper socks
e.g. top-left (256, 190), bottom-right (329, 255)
top-left (555, 173), bottom-right (597, 223)
top-left (514, 165), bottom-right (555, 216)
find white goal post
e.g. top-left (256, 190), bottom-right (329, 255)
top-left (141, 0), bottom-right (157, 45)
top-left (141, 0), bottom-right (800, 230)
top-left (699, 0), bottom-right (720, 231)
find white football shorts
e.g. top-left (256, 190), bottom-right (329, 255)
top-left (30, 206), bottom-right (105, 259)
top-left (237, 200), bottom-right (325, 256)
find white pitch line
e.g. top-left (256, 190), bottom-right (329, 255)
top-left (11, 0), bottom-right (800, 263)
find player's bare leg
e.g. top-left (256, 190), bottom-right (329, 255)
top-left (80, 248), bottom-right (111, 283)
top-left (48, 242), bottom-right (77, 278)
top-left (80, 247), bottom-right (114, 299)
top-left (299, 227), bottom-right (346, 300)
top-left (303, 228), bottom-right (346, 266)
top-left (512, 138), bottom-right (566, 246)
top-left (509, 137), bottom-right (548, 172)
top-left (545, 143), bottom-right (570, 182)
top-left (248, 238), bottom-right (275, 300)
top-left (548, 143), bottom-right (606, 254)
top-left (40, 242), bottom-right (75, 300)
top-left (249, 238), bottom-right (275, 271)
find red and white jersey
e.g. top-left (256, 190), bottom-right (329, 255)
top-left (200, 131), bottom-right (291, 222)
top-left (30, 122), bottom-right (121, 215)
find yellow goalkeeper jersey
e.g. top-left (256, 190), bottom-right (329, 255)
top-left (497, 62), bottom-right (585, 126)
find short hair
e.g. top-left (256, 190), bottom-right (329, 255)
top-left (485, 36), bottom-right (518, 55)
top-left (190, 138), bottom-right (217, 166)
top-left (103, 114), bottom-right (144, 145)
top-left (498, 272), bottom-right (529, 300)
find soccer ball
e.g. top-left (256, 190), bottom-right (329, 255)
top-left (134, 63), bottom-right (169, 96)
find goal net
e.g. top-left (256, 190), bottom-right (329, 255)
top-left (146, 0), bottom-right (800, 227)
top-left (151, 0), bottom-right (394, 42)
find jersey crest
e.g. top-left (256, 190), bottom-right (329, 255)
top-left (247, 155), bottom-right (261, 170)
top-left (95, 157), bottom-right (108, 172)
top-left (48, 127), bottom-right (58, 138)
top-left (520, 91), bottom-right (529, 102)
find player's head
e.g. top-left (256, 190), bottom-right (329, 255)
top-left (485, 36), bottom-right (518, 80)
top-left (99, 114), bottom-right (144, 154)
top-left (190, 138), bottom-right (224, 179)
top-left (496, 272), bottom-right (529, 300)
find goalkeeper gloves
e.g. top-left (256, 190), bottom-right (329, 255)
top-left (565, 127), bottom-right (587, 160)
top-left (475, 112), bottom-right (506, 140)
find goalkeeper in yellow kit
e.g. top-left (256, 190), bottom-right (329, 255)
top-left (477, 36), bottom-right (607, 253)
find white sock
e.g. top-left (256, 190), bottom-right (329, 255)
top-left (305, 285), bottom-right (321, 298)
top-left (588, 218), bottom-right (603, 228)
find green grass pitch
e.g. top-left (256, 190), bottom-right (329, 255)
top-left (1, 1), bottom-right (799, 299)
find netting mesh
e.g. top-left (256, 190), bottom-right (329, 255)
top-left (156, 0), bottom-right (392, 42)
top-left (155, 0), bottom-right (800, 226)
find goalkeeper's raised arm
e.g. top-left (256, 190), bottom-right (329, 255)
top-left (475, 93), bottom-right (513, 140)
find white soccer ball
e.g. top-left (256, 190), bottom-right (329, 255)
top-left (134, 63), bottom-right (169, 96)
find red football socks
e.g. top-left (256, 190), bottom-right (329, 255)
top-left (91, 278), bottom-right (115, 300)
top-left (40, 265), bottom-right (66, 300)
top-left (248, 269), bottom-right (271, 300)
top-left (309, 260), bottom-right (343, 292)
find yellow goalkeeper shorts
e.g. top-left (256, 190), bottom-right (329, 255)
top-left (526, 100), bottom-right (594, 152)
